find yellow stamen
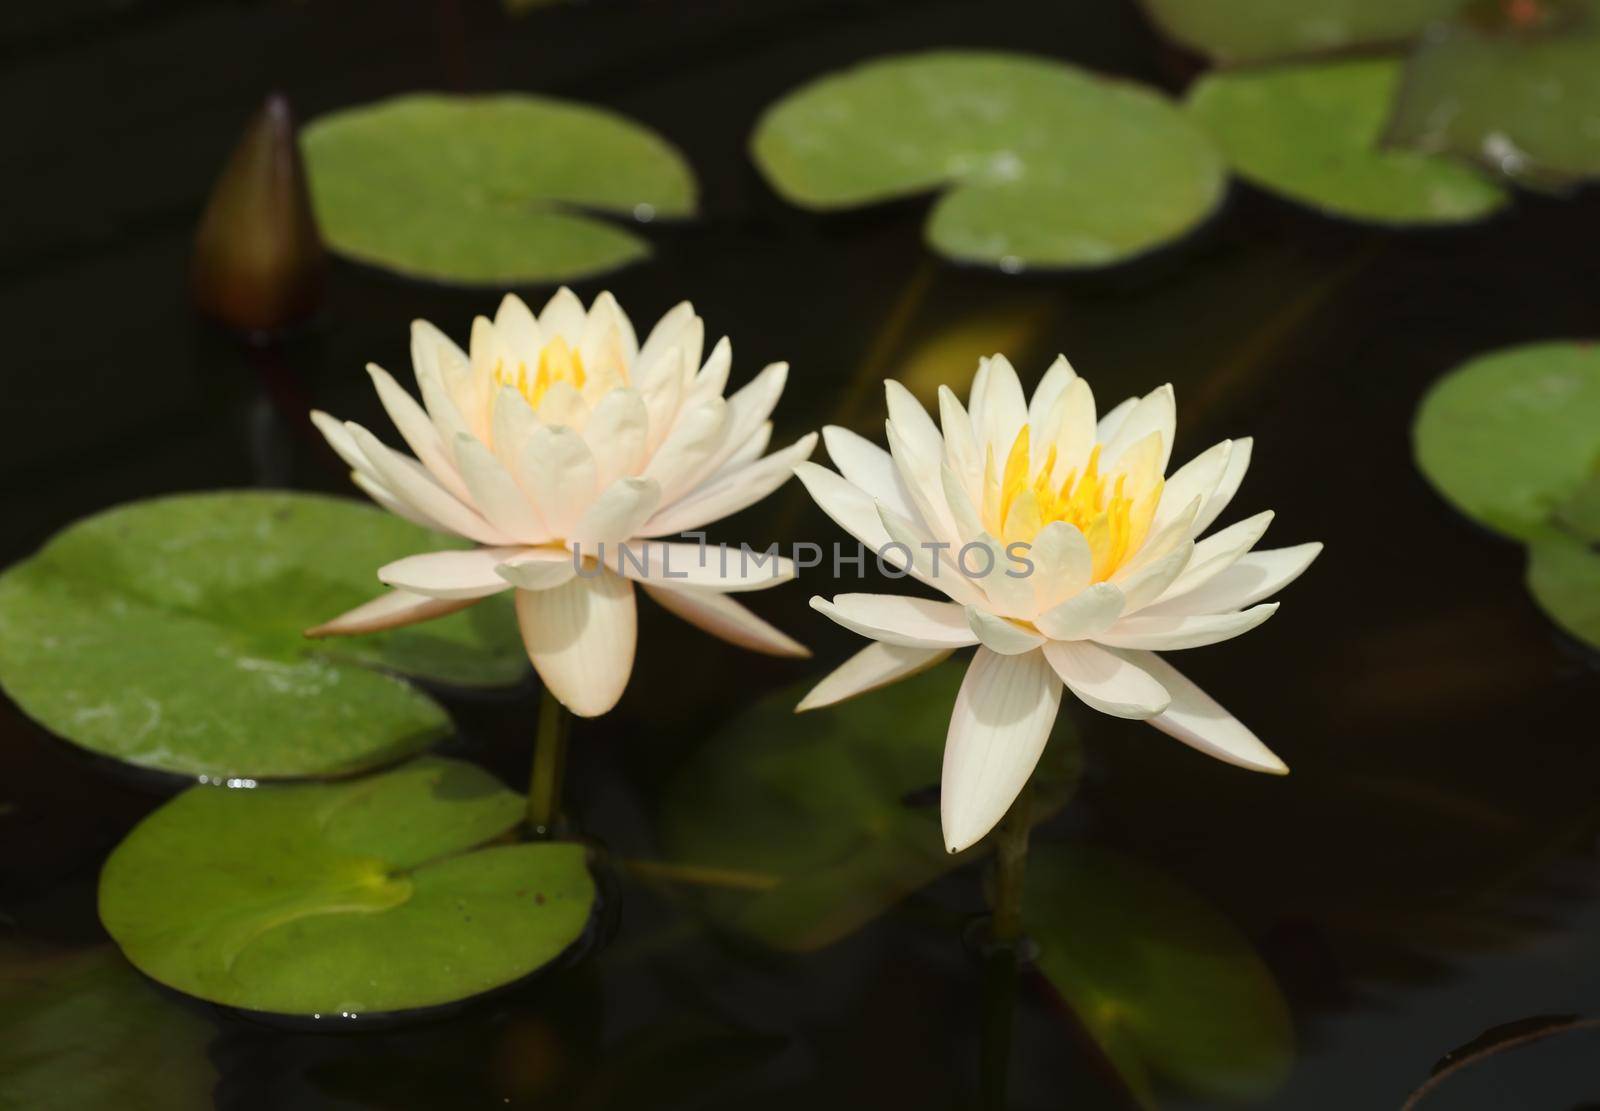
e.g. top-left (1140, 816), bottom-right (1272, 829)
top-left (495, 336), bottom-right (588, 410)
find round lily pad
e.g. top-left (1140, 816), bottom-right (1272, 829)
top-left (302, 93), bottom-right (697, 285)
top-left (658, 659), bottom-right (1081, 952)
top-left (1139, 0), bottom-right (1461, 63)
top-left (1026, 845), bottom-right (1293, 1103)
top-left (1413, 341), bottom-right (1600, 541)
top-left (0, 491), bottom-right (525, 780)
top-left (98, 756), bottom-right (595, 1015)
top-left (750, 51), bottom-right (1226, 271)
top-left (1187, 59), bottom-right (1508, 225)
top-left (1527, 531), bottom-right (1600, 649)
top-left (1385, 3), bottom-right (1600, 189)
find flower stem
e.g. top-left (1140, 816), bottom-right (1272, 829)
top-left (980, 785), bottom-right (1033, 1110)
top-left (526, 687), bottom-right (569, 838)
top-left (989, 784), bottom-right (1032, 944)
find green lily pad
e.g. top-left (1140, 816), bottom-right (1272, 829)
top-left (0, 942), bottom-right (217, 1109)
top-left (1138, 0), bottom-right (1462, 64)
top-left (1385, 1), bottom-right (1600, 188)
top-left (98, 756), bottom-right (594, 1015)
top-left (1526, 530), bottom-right (1600, 648)
top-left (1186, 59), bottom-right (1508, 224)
top-left (1026, 845), bottom-right (1293, 1105)
top-left (658, 659), bottom-right (1081, 952)
top-left (750, 51), bottom-right (1226, 271)
top-left (302, 93), bottom-right (697, 285)
top-left (1413, 341), bottom-right (1600, 541)
top-left (0, 491), bottom-right (525, 780)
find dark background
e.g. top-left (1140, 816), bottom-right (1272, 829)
top-left (5, 0), bottom-right (1600, 1107)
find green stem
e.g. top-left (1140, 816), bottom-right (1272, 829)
top-left (989, 785), bottom-right (1032, 944)
top-left (526, 687), bottom-right (569, 838)
top-left (979, 785), bottom-right (1032, 1110)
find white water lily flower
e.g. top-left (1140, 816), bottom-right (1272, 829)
top-left (796, 355), bottom-right (1321, 853)
top-left (307, 288), bottom-right (817, 717)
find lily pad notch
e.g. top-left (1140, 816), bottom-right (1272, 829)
top-left (302, 93), bottom-right (699, 285)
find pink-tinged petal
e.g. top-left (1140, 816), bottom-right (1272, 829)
top-left (609, 540), bottom-right (795, 592)
top-left (516, 571), bottom-right (637, 717)
top-left (584, 388), bottom-right (650, 489)
top-left (490, 386), bottom-right (538, 473)
top-left (411, 324), bottom-right (479, 446)
top-left (796, 642), bottom-right (952, 712)
top-left (637, 301), bottom-right (699, 381)
top-left (638, 347), bottom-right (686, 454)
top-left (941, 647), bottom-right (1062, 853)
top-left (378, 547), bottom-right (523, 600)
top-left (454, 434), bottom-right (549, 544)
top-left (571, 477), bottom-right (662, 547)
top-left (345, 422), bottom-right (510, 546)
top-left (1042, 640), bottom-right (1169, 719)
top-left (304, 589), bottom-right (478, 638)
top-left (641, 432), bottom-right (817, 538)
top-left (495, 547), bottom-right (579, 591)
top-left (1194, 437), bottom-right (1253, 535)
top-left (811, 593), bottom-right (977, 649)
top-left (643, 397), bottom-right (728, 503)
top-left (1094, 603), bottom-right (1278, 651)
top-left (692, 361), bottom-right (787, 482)
top-left (1121, 650), bottom-right (1288, 773)
top-left (1034, 583), bottom-right (1125, 641)
top-left (367, 363), bottom-right (474, 504)
top-left (578, 291), bottom-right (639, 380)
top-left (1143, 543), bottom-right (1323, 618)
top-left (350, 471), bottom-right (446, 532)
top-left (709, 421), bottom-right (773, 481)
top-left (644, 582), bottom-right (809, 658)
top-left (516, 424), bottom-right (596, 538)
top-left (966, 607), bottom-right (1046, 655)
top-left (683, 336), bottom-right (732, 408)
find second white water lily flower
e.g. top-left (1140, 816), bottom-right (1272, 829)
top-left (308, 288), bottom-right (817, 716)
top-left (797, 355), bottom-right (1321, 852)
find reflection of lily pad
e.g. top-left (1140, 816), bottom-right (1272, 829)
top-left (0, 491), bottom-right (524, 780)
top-left (1187, 60), bottom-right (1507, 225)
top-left (1526, 530), bottom-right (1600, 649)
top-left (1026, 845), bottom-right (1293, 1105)
top-left (0, 943), bottom-right (217, 1109)
top-left (1139, 0), bottom-right (1460, 63)
top-left (99, 757), bottom-right (594, 1015)
top-left (1413, 342), bottom-right (1600, 541)
top-left (302, 94), bottom-right (697, 285)
top-left (751, 51), bottom-right (1225, 271)
top-left (658, 660), bottom-right (1081, 952)
top-left (1386, 4), bottom-right (1600, 188)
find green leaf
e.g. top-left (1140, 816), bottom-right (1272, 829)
top-left (657, 659), bottom-right (1081, 951)
top-left (1413, 341), bottom-right (1600, 541)
top-left (1026, 845), bottom-right (1293, 1104)
top-left (1385, 1), bottom-right (1600, 188)
top-left (750, 51), bottom-right (1226, 271)
top-left (0, 943), bottom-right (217, 1110)
top-left (0, 491), bottom-right (525, 780)
top-left (1526, 530), bottom-right (1600, 648)
top-left (1138, 0), bottom-right (1463, 64)
top-left (1186, 59), bottom-right (1508, 225)
top-left (302, 93), bottom-right (697, 285)
top-left (98, 756), bottom-right (595, 1015)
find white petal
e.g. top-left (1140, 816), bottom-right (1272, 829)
top-left (638, 347), bottom-right (686, 453)
top-left (571, 477), bottom-right (661, 547)
top-left (1026, 521), bottom-right (1092, 613)
top-left (693, 361), bottom-right (788, 483)
top-left (967, 607), bottom-right (1045, 655)
top-left (367, 363), bottom-right (473, 504)
top-left (941, 648), bottom-right (1063, 853)
top-left (1194, 437), bottom-right (1252, 535)
top-left (578, 291), bottom-right (639, 383)
top-left (493, 292), bottom-right (544, 361)
top-left (938, 386), bottom-right (982, 491)
top-left (642, 432), bottom-right (817, 537)
top-left (637, 302), bottom-right (700, 383)
top-left (1143, 543), bottom-right (1323, 617)
top-left (1095, 396), bottom-right (1138, 443)
top-left (884, 379), bottom-right (944, 464)
top-left (794, 461), bottom-right (894, 553)
top-left (1095, 603), bottom-right (1278, 650)
top-left (811, 593), bottom-right (977, 649)
top-left (822, 424), bottom-right (916, 520)
top-left (1043, 640), bottom-right (1169, 719)
top-left (516, 570), bottom-right (637, 717)
top-left (795, 642), bottom-right (952, 712)
top-left (1027, 354), bottom-right (1076, 432)
top-left (538, 286), bottom-right (587, 344)
top-left (411, 325), bottom-right (478, 447)
top-left (1122, 650), bottom-right (1287, 773)
top-left (454, 434), bottom-right (548, 543)
top-left (709, 421), bottom-right (773, 480)
top-left (304, 588), bottom-right (477, 638)
top-left (877, 503), bottom-right (988, 607)
top-left (970, 354), bottom-right (1028, 459)
top-left (517, 424), bottom-right (596, 538)
top-left (584, 388), bottom-right (650, 489)
top-left (644, 397), bottom-right (727, 503)
top-left (1034, 583), bottom-right (1125, 640)
top-left (535, 380), bottom-right (590, 431)
top-left (495, 548), bottom-right (579, 591)
top-left (490, 386), bottom-right (539, 473)
top-left (1102, 384), bottom-right (1176, 473)
top-left (971, 533), bottom-right (1036, 619)
top-left (885, 419), bottom-right (961, 547)
top-left (378, 546), bottom-right (523, 600)
top-left (1043, 376), bottom-right (1098, 482)
top-left (683, 336), bottom-right (731, 408)
top-left (644, 582), bottom-right (809, 658)
top-left (940, 461), bottom-right (986, 544)
top-left (1116, 540), bottom-right (1194, 614)
top-left (609, 540), bottom-right (794, 592)
top-left (1154, 440), bottom-right (1231, 535)
top-left (350, 471), bottom-right (445, 532)
top-left (345, 423), bottom-right (510, 545)
top-left (1161, 510), bottom-right (1275, 601)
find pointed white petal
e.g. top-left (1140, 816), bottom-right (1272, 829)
top-left (367, 363), bottom-right (473, 504)
top-left (644, 582), bottom-right (809, 658)
top-left (1143, 543), bottom-right (1323, 617)
top-left (345, 423), bottom-right (510, 545)
top-left (1122, 650), bottom-right (1287, 773)
top-left (495, 548), bottom-right (580, 591)
top-left (378, 546), bottom-right (523, 599)
top-left (305, 588), bottom-right (478, 638)
top-left (1026, 520), bottom-right (1093, 613)
top-left (794, 462), bottom-right (894, 553)
top-left (571, 477), bottom-right (662, 547)
top-left (822, 424), bottom-right (916, 520)
top-left (1043, 640), bottom-right (1169, 719)
top-left (796, 642), bottom-right (952, 712)
top-left (538, 286), bottom-right (587, 343)
top-left (642, 432), bottom-right (817, 537)
top-left (941, 648), bottom-right (1062, 853)
top-left (1194, 437), bottom-right (1253, 535)
top-left (583, 387), bottom-right (649, 489)
top-left (493, 292), bottom-right (544, 360)
top-left (1116, 539), bottom-right (1194, 614)
top-left (515, 571), bottom-right (636, 717)
top-left (637, 301), bottom-right (697, 376)
top-left (517, 424), bottom-right (597, 538)
top-left (967, 607), bottom-right (1046, 655)
top-left (1161, 511), bottom-right (1275, 600)
top-left (643, 397), bottom-right (728, 503)
top-left (610, 540), bottom-right (795, 592)
top-left (1034, 583), bottom-right (1125, 640)
top-left (811, 593), bottom-right (977, 649)
top-left (1095, 396), bottom-right (1138, 443)
top-left (1154, 440), bottom-right (1231, 535)
top-left (350, 471), bottom-right (446, 531)
top-left (1095, 603), bottom-right (1278, 651)
top-left (454, 434), bottom-right (548, 543)
top-left (490, 386), bottom-right (539, 473)
top-left (884, 379), bottom-right (944, 463)
top-left (1103, 384), bottom-right (1176, 473)
top-left (1027, 355), bottom-right (1076, 432)
top-left (970, 354), bottom-right (1028, 459)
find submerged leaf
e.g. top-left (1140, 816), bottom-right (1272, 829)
top-left (1187, 59), bottom-right (1507, 225)
top-left (1385, 1), bottom-right (1600, 188)
top-left (1138, 0), bottom-right (1462, 63)
top-left (98, 757), bottom-right (594, 1015)
top-left (1026, 845), bottom-right (1294, 1104)
top-left (302, 94), bottom-right (697, 285)
top-left (0, 491), bottom-right (525, 780)
top-left (751, 51), bottom-right (1225, 271)
top-left (657, 659), bottom-right (1081, 951)
top-left (1526, 530), bottom-right (1600, 649)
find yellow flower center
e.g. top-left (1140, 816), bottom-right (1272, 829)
top-left (983, 425), bottom-right (1163, 581)
top-left (494, 337), bottom-right (588, 410)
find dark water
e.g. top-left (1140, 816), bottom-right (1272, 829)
top-left (6, 1), bottom-right (1600, 1108)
